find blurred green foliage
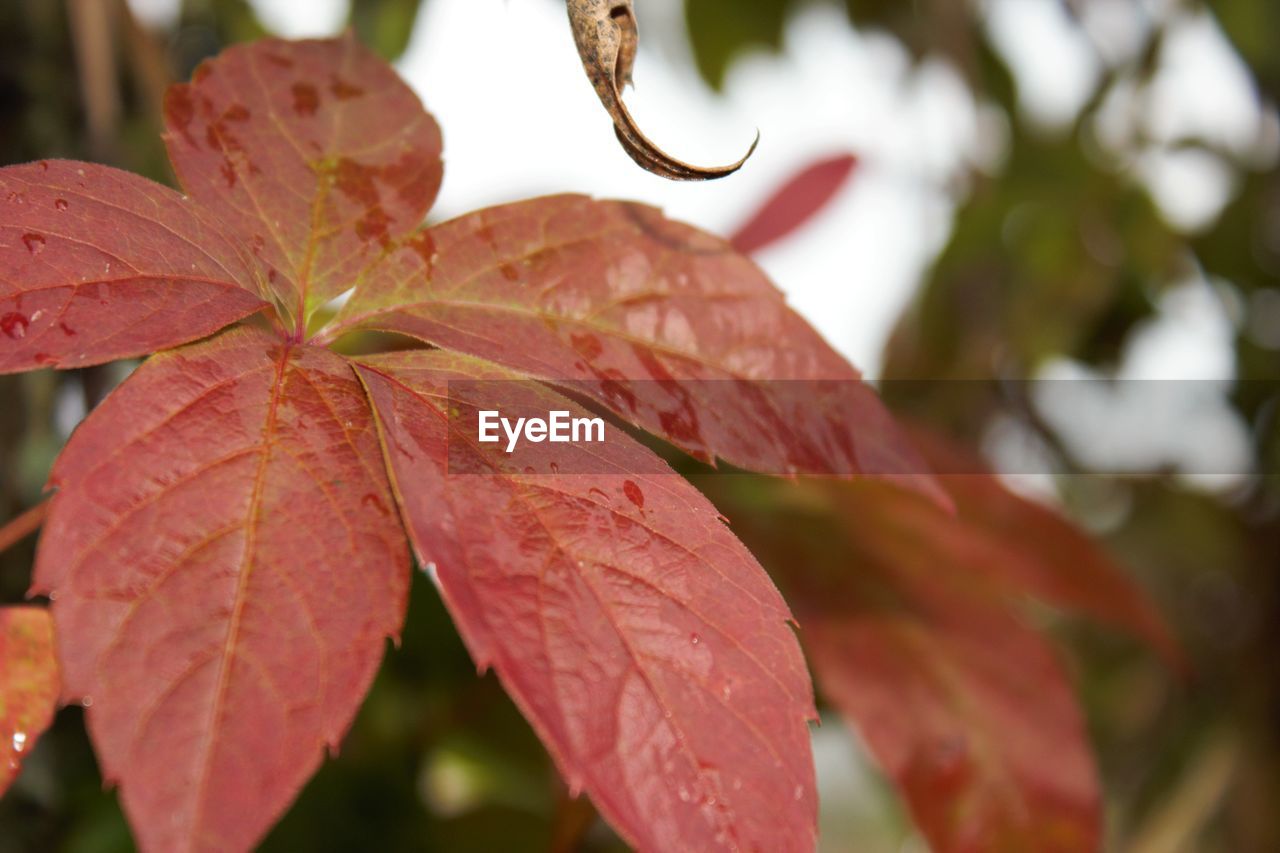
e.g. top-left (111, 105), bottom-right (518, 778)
top-left (350, 0), bottom-right (428, 60)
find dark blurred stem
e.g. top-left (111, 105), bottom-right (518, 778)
top-left (67, 0), bottom-right (122, 161)
top-left (0, 501), bottom-right (49, 556)
top-left (118, 0), bottom-right (172, 118)
top-left (548, 783), bottom-right (598, 853)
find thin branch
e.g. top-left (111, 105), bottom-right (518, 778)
top-left (0, 501), bottom-right (50, 556)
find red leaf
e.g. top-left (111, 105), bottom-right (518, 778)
top-left (909, 427), bottom-right (1181, 667)
top-left (31, 325), bottom-right (410, 852)
top-left (354, 351), bottom-right (818, 853)
top-left (328, 194), bottom-right (943, 503)
top-left (164, 34), bottom-right (444, 322)
top-left (800, 542), bottom-right (1100, 853)
top-left (0, 161), bottom-right (268, 374)
top-left (709, 477), bottom-right (1102, 853)
top-left (0, 606), bottom-right (60, 796)
top-left (729, 153), bottom-right (859, 255)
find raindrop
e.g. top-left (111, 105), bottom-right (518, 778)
top-left (11, 732), bottom-right (26, 753)
top-left (793, 784), bottom-right (804, 801)
top-left (421, 562), bottom-right (440, 587)
top-left (1, 312), bottom-right (29, 339)
top-left (81, 696), bottom-right (93, 708)
top-left (549, 462), bottom-right (560, 474)
top-left (677, 786), bottom-right (691, 802)
top-left (623, 480), bottom-right (645, 509)
top-left (689, 633), bottom-right (701, 645)
top-left (21, 232), bottom-right (46, 254)
top-left (54, 198), bottom-right (68, 211)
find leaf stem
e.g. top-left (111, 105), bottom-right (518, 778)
top-left (0, 501), bottom-right (50, 555)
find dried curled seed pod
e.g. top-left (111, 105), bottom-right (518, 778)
top-left (567, 0), bottom-right (758, 180)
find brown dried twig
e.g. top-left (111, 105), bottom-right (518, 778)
top-left (0, 501), bottom-right (49, 557)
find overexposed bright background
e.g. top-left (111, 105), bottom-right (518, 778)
top-left (128, 0), bottom-right (1276, 391)
top-left (166, 0), bottom-right (1270, 377)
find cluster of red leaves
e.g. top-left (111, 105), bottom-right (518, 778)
top-left (698, 445), bottom-right (1177, 852)
top-left (0, 33), bottom-right (1171, 853)
top-left (712, 165), bottom-right (1177, 851)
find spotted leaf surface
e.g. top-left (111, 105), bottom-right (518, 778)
top-left (331, 195), bottom-right (942, 502)
top-left (32, 326), bottom-right (410, 852)
top-left (164, 34), bottom-right (443, 321)
top-left (0, 161), bottom-right (267, 374)
top-left (0, 607), bottom-right (60, 795)
top-left (354, 350), bottom-right (818, 853)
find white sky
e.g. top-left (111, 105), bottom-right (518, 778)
top-left (391, 0), bottom-right (980, 376)
top-left (128, 0), bottom-right (1275, 382)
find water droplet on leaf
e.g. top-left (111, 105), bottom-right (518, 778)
top-left (21, 232), bottom-right (46, 254)
top-left (1, 312), bottom-right (29, 339)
